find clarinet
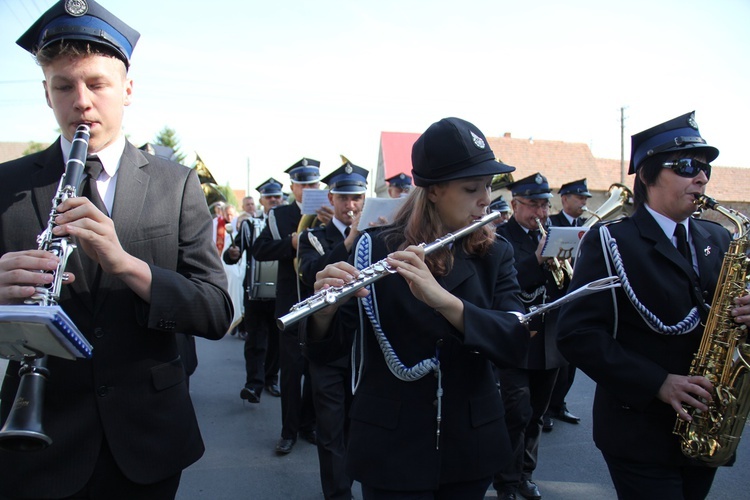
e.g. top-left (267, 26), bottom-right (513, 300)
top-left (27, 124), bottom-right (90, 306)
top-left (277, 211), bottom-right (501, 330)
top-left (0, 124), bottom-right (90, 452)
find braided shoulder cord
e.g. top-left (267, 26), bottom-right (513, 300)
top-left (352, 233), bottom-right (443, 448)
top-left (599, 225), bottom-right (700, 336)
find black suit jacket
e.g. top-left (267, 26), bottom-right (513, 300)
top-left (303, 228), bottom-right (529, 490)
top-left (0, 141), bottom-right (233, 497)
top-left (557, 208), bottom-right (729, 465)
top-left (297, 222), bottom-right (348, 288)
top-left (548, 211), bottom-right (585, 227)
top-left (252, 203), bottom-right (311, 323)
top-left (496, 217), bottom-right (567, 369)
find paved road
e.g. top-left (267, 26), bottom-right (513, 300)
top-left (1, 333), bottom-right (747, 499)
top-left (174, 335), bottom-right (750, 499)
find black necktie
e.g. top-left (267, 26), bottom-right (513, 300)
top-left (528, 229), bottom-right (540, 244)
top-left (344, 226), bottom-right (351, 237)
top-left (84, 157), bottom-right (108, 216)
top-left (674, 223), bottom-right (692, 265)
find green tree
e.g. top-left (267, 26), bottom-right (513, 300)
top-left (23, 141), bottom-right (46, 156)
top-left (217, 184), bottom-right (239, 208)
top-left (153, 126), bottom-right (187, 164)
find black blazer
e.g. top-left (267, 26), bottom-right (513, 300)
top-left (548, 211), bottom-right (585, 227)
top-left (252, 203), bottom-right (310, 322)
top-left (557, 208), bottom-right (730, 465)
top-left (496, 217), bottom-right (567, 369)
top-left (297, 222), bottom-right (348, 288)
top-left (303, 228), bottom-right (529, 490)
top-left (0, 141), bottom-right (233, 497)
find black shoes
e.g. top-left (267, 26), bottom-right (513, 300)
top-left (553, 405), bottom-right (581, 424)
top-left (275, 438), bottom-right (295, 454)
top-left (300, 429), bottom-right (317, 445)
top-left (518, 480), bottom-right (541, 500)
top-left (496, 485), bottom-right (517, 500)
top-left (542, 414), bottom-right (554, 432)
top-left (240, 386), bottom-right (260, 404)
top-left (265, 383), bottom-right (281, 397)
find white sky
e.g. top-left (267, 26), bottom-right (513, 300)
top-left (1, 0), bottom-right (749, 197)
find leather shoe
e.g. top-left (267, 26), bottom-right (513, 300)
top-left (239, 386), bottom-right (260, 403)
top-left (275, 437), bottom-right (295, 454)
top-left (542, 414), bottom-right (553, 432)
top-left (300, 429), bottom-right (317, 445)
top-left (554, 406), bottom-right (581, 424)
top-left (265, 383), bottom-right (281, 397)
top-left (518, 480), bottom-right (541, 500)
top-left (496, 485), bottom-right (517, 500)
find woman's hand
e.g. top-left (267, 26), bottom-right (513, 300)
top-left (658, 373), bottom-right (714, 422)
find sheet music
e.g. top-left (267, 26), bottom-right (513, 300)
top-left (300, 189), bottom-right (333, 215)
top-left (357, 197), bottom-right (406, 230)
top-left (541, 226), bottom-right (589, 259)
top-left (0, 305), bottom-right (92, 361)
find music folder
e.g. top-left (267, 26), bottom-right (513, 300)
top-left (541, 226), bottom-right (589, 259)
top-left (0, 305), bottom-right (93, 362)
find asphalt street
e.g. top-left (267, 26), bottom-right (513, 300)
top-left (1, 333), bottom-right (747, 499)
top-left (174, 334), bottom-right (750, 500)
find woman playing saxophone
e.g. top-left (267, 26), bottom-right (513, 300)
top-left (557, 111), bottom-right (750, 500)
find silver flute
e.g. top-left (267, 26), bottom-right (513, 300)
top-left (277, 211), bottom-right (501, 330)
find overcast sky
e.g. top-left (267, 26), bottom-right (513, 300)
top-left (1, 0), bottom-right (748, 197)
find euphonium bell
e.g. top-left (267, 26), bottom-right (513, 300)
top-left (581, 183), bottom-right (633, 227)
top-left (0, 357), bottom-right (52, 452)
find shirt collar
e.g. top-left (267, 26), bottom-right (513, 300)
top-left (331, 216), bottom-right (349, 237)
top-left (644, 203), bottom-right (689, 240)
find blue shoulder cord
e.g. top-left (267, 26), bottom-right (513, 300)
top-left (352, 232), bottom-right (443, 449)
top-left (598, 225), bottom-right (700, 336)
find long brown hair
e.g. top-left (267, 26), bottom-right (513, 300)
top-left (381, 185), bottom-right (495, 276)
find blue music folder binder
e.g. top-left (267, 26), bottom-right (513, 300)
top-left (0, 305), bottom-right (92, 361)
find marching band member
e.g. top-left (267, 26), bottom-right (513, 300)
top-left (297, 160), bottom-right (369, 500)
top-left (557, 111), bottom-right (750, 499)
top-left (493, 173), bottom-right (569, 500)
top-left (0, 1), bottom-right (232, 497)
top-left (302, 117), bottom-right (529, 499)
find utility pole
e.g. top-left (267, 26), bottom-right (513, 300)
top-left (620, 106), bottom-right (627, 184)
top-left (246, 157), bottom-right (250, 198)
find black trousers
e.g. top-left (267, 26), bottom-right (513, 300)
top-left (602, 452), bottom-right (717, 500)
top-left (361, 476), bottom-right (492, 500)
top-left (243, 298), bottom-right (278, 392)
top-left (279, 328), bottom-right (315, 440)
top-left (547, 360), bottom-right (576, 414)
top-left (309, 356), bottom-right (352, 500)
top-left (494, 366), bottom-right (559, 489)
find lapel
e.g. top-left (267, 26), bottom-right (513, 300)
top-left (632, 208), bottom-right (696, 279)
top-left (325, 221), bottom-right (344, 247)
top-left (95, 142), bottom-right (149, 309)
top-left (508, 217), bottom-right (537, 256)
top-left (690, 218), bottom-right (725, 294)
top-left (441, 244), bottom-right (475, 292)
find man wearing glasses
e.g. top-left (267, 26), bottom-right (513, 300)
top-left (557, 111), bottom-right (750, 499)
top-left (493, 173), bottom-right (569, 500)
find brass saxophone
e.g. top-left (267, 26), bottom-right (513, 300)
top-left (673, 194), bottom-right (750, 466)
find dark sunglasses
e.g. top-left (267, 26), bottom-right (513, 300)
top-left (662, 158), bottom-right (711, 179)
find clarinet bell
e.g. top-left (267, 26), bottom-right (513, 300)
top-left (0, 359), bottom-right (52, 452)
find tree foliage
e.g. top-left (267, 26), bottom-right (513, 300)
top-left (153, 126), bottom-right (187, 164)
top-left (23, 141), bottom-right (46, 156)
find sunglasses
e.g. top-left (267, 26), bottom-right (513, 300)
top-left (662, 159), bottom-right (711, 179)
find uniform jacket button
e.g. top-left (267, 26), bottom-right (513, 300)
top-left (93, 327), bottom-right (104, 338)
top-left (97, 386), bottom-right (109, 397)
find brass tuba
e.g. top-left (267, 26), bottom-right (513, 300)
top-left (672, 195), bottom-right (750, 466)
top-left (581, 183), bottom-right (634, 227)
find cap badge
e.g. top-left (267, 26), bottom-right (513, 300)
top-left (470, 131), bottom-right (486, 149)
top-left (345, 164), bottom-right (353, 174)
top-left (65, 0), bottom-right (89, 16)
top-left (534, 174), bottom-right (543, 184)
top-left (302, 159), bottom-right (308, 166)
top-left (688, 115), bottom-right (699, 130)
top-left (399, 173), bottom-right (405, 180)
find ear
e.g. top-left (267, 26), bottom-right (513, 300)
top-left (43, 80), bottom-right (52, 109)
top-left (426, 184), bottom-right (439, 203)
top-left (328, 192), bottom-right (334, 204)
top-left (123, 77), bottom-right (133, 107)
